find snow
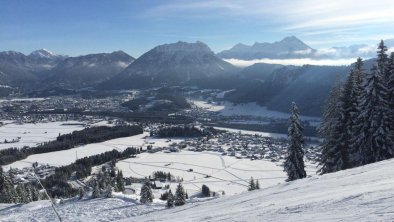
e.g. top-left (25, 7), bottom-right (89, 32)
top-left (117, 151), bottom-right (316, 196)
top-left (126, 158), bottom-right (394, 222)
top-left (2, 156), bottom-right (394, 221)
top-left (3, 133), bottom-right (186, 170)
top-left (0, 98), bottom-right (46, 103)
top-left (191, 100), bottom-right (320, 121)
top-left (213, 126), bottom-right (288, 139)
top-left (0, 121), bottom-right (84, 150)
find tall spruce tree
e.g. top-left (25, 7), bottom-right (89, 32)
top-left (387, 53), bottom-right (394, 145)
top-left (167, 189), bottom-right (174, 208)
top-left (174, 183), bottom-right (186, 206)
top-left (140, 181), bottom-right (153, 204)
top-left (284, 102), bottom-right (307, 181)
top-left (354, 62), bottom-right (393, 165)
top-left (248, 177), bottom-right (255, 191)
top-left (319, 83), bottom-right (341, 174)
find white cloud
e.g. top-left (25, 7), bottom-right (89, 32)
top-left (293, 48), bottom-right (313, 55)
top-left (224, 58), bottom-right (356, 67)
top-left (143, 0), bottom-right (394, 47)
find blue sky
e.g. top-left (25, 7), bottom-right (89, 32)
top-left (1, 0), bottom-right (394, 57)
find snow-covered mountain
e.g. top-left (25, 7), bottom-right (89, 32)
top-left (28, 49), bottom-right (64, 60)
top-left (217, 36), bottom-right (316, 60)
top-left (102, 41), bottom-right (236, 89)
top-left (43, 51), bottom-right (135, 88)
top-left (0, 51), bottom-right (53, 87)
top-left (2, 156), bottom-right (394, 221)
top-left (0, 49), bottom-right (134, 89)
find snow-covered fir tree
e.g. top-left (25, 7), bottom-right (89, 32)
top-left (255, 180), bottom-right (260, 189)
top-left (387, 53), bottom-right (394, 144)
top-left (116, 170), bottom-right (125, 192)
top-left (174, 183), bottom-right (186, 206)
top-left (320, 67), bottom-right (360, 173)
top-left (284, 102), bottom-right (306, 181)
top-left (353, 61), bottom-right (393, 165)
top-left (318, 83), bottom-right (342, 174)
top-left (167, 189), bottom-right (174, 208)
top-left (140, 181), bottom-right (153, 204)
top-left (248, 177), bottom-right (256, 191)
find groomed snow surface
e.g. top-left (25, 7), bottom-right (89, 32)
top-left (1, 158), bottom-right (394, 221)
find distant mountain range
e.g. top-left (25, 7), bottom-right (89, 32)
top-left (217, 36), bottom-right (316, 60)
top-left (217, 36), bottom-right (394, 60)
top-left (1, 37), bottom-right (389, 116)
top-left (0, 49), bottom-right (134, 89)
top-left (43, 51), bottom-right (134, 88)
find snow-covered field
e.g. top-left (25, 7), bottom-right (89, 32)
top-left (213, 126), bottom-right (288, 139)
top-left (191, 100), bottom-right (320, 122)
top-left (0, 121), bottom-right (84, 150)
top-left (2, 156), bottom-right (394, 221)
top-left (4, 132), bottom-right (186, 170)
top-left (117, 151), bottom-right (311, 196)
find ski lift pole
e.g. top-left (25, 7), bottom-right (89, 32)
top-left (31, 170), bottom-right (63, 222)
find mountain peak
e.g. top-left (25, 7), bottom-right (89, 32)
top-left (281, 36), bottom-right (301, 42)
top-left (153, 41), bottom-right (213, 55)
top-left (29, 49), bottom-right (56, 58)
top-left (29, 49), bottom-right (57, 59)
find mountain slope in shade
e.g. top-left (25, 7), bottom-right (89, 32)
top-left (225, 63), bottom-right (349, 116)
top-left (217, 36), bottom-right (316, 60)
top-left (42, 51), bottom-right (135, 88)
top-left (102, 41), bottom-right (236, 89)
top-left (0, 51), bottom-right (50, 87)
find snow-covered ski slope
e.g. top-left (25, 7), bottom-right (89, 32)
top-left (1, 158), bottom-right (394, 221)
top-left (129, 158), bottom-right (394, 222)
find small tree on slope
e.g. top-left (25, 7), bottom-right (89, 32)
top-left (167, 189), bottom-right (174, 208)
top-left (174, 183), bottom-right (186, 206)
top-left (140, 181), bottom-right (153, 204)
top-left (284, 102), bottom-right (306, 181)
top-left (248, 177), bottom-right (255, 191)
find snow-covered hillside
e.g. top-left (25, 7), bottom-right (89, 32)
top-left (130, 159), bottom-right (394, 222)
top-left (2, 158), bottom-right (394, 221)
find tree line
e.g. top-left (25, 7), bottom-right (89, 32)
top-left (0, 125), bottom-right (143, 165)
top-left (42, 147), bottom-right (140, 198)
top-left (319, 41), bottom-right (394, 173)
top-left (153, 125), bottom-right (218, 138)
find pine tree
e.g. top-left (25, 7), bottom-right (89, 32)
top-left (387, 53), bottom-right (394, 145)
top-left (174, 183), bottom-right (186, 206)
top-left (116, 170), bottom-right (125, 192)
top-left (30, 186), bottom-right (39, 202)
top-left (284, 102), bottom-right (306, 181)
top-left (248, 177), bottom-right (255, 191)
top-left (0, 168), bottom-right (4, 193)
top-left (353, 63), bottom-right (394, 165)
top-left (202, 184), bottom-right (210, 197)
top-left (167, 189), bottom-right (174, 208)
top-left (318, 83), bottom-right (342, 174)
top-left (255, 180), bottom-right (260, 189)
top-left (140, 181), bottom-right (153, 204)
